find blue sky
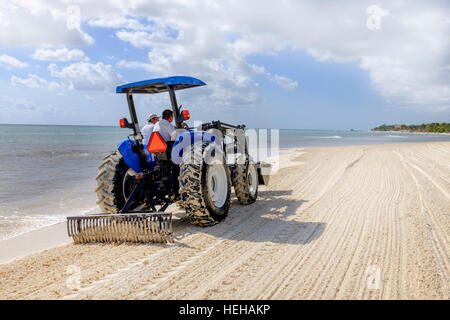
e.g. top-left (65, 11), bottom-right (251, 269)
top-left (0, 1), bottom-right (448, 130)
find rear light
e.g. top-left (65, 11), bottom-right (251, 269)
top-left (147, 132), bottom-right (167, 153)
top-left (120, 118), bottom-right (132, 129)
top-left (182, 110), bottom-right (190, 121)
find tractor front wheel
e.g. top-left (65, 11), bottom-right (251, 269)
top-left (231, 161), bottom-right (258, 205)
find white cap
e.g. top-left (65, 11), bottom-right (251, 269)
top-left (147, 113), bottom-right (160, 121)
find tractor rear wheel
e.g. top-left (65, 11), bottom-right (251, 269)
top-left (95, 151), bottom-right (130, 213)
top-left (231, 161), bottom-right (258, 205)
top-left (179, 141), bottom-right (231, 226)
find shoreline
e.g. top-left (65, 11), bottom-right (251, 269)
top-left (1, 141), bottom-right (449, 299)
top-left (371, 130), bottom-right (450, 136)
top-left (0, 222), bottom-right (71, 264)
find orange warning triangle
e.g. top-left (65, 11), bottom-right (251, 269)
top-left (147, 131), bottom-right (167, 153)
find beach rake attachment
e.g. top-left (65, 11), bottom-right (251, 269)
top-left (67, 212), bottom-right (173, 244)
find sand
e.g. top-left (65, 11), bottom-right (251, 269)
top-left (0, 142), bottom-right (448, 300)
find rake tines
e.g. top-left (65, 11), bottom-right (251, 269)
top-left (67, 212), bottom-right (173, 244)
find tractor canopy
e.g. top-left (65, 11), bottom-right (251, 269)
top-left (116, 76), bottom-right (206, 94)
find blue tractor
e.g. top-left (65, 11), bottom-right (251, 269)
top-left (67, 76), bottom-right (269, 243)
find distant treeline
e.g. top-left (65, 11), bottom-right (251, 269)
top-left (372, 123), bottom-right (450, 133)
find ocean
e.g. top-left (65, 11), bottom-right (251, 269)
top-left (1, 124), bottom-right (449, 240)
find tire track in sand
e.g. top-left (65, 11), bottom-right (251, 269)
top-left (194, 149), bottom-right (365, 299)
top-left (136, 149), bottom-right (361, 299)
top-left (395, 150), bottom-right (449, 298)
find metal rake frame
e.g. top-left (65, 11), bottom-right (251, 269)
top-left (67, 211), bottom-right (173, 244)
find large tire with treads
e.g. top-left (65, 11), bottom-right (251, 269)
top-left (179, 141), bottom-right (231, 226)
top-left (95, 151), bottom-right (129, 213)
top-left (231, 160), bottom-right (258, 205)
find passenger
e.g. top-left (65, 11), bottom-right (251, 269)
top-left (142, 113), bottom-right (160, 146)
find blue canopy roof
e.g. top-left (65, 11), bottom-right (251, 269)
top-left (116, 76), bottom-right (206, 94)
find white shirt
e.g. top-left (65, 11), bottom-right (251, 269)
top-left (142, 122), bottom-right (155, 146)
top-left (153, 118), bottom-right (176, 141)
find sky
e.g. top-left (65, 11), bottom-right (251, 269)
top-left (0, 0), bottom-right (449, 130)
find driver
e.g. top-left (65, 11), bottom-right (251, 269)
top-left (154, 109), bottom-right (176, 141)
top-left (154, 109), bottom-right (187, 141)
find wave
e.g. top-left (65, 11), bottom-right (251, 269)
top-left (319, 135), bottom-right (342, 139)
top-left (0, 207), bottom-right (97, 241)
top-left (0, 150), bottom-right (103, 159)
top-left (388, 135), bottom-right (408, 139)
top-left (0, 214), bottom-right (67, 241)
top-left (35, 150), bottom-right (98, 157)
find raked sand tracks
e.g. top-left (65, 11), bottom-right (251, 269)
top-left (0, 142), bottom-right (448, 299)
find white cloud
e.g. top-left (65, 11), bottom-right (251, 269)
top-left (88, 16), bottom-right (153, 31)
top-left (360, 56), bottom-right (450, 109)
top-left (48, 62), bottom-right (122, 91)
top-left (31, 48), bottom-right (89, 62)
top-left (116, 39), bottom-right (263, 109)
top-left (117, 59), bottom-right (152, 71)
top-left (110, 0), bottom-right (449, 112)
top-left (0, 1), bottom-right (93, 46)
top-left (116, 31), bottom-right (153, 49)
top-left (11, 74), bottom-right (61, 90)
top-left (10, 61), bottom-right (122, 92)
top-left (116, 27), bottom-right (178, 49)
top-left (1, 0), bottom-right (449, 113)
top-left (399, 105), bottom-right (450, 114)
top-left (0, 54), bottom-right (28, 68)
top-left (269, 74), bottom-right (298, 91)
top-left (243, 65), bottom-right (298, 91)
